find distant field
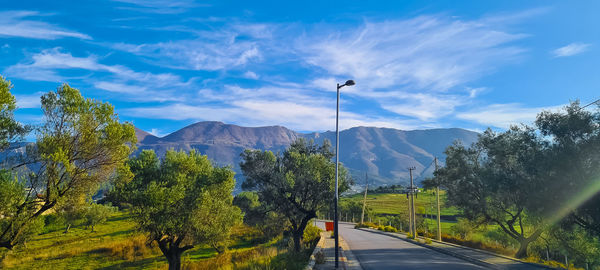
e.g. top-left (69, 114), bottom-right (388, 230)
top-left (342, 189), bottom-right (462, 217)
top-left (0, 212), bottom-right (299, 270)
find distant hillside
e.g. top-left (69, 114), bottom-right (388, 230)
top-left (134, 121), bottom-right (479, 190)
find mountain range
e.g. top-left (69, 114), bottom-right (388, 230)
top-left (135, 121), bottom-right (479, 191)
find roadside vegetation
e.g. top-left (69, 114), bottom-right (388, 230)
top-left (0, 73), bottom-right (599, 270)
top-left (344, 102), bottom-right (600, 269)
top-left (0, 76), bottom-right (325, 270)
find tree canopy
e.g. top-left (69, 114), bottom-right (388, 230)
top-left (112, 149), bottom-right (242, 270)
top-left (435, 102), bottom-right (600, 259)
top-left (240, 138), bottom-right (350, 251)
top-left (0, 83), bottom-right (136, 249)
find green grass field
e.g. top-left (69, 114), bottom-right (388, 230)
top-left (0, 212), bottom-right (311, 270)
top-left (342, 189), bottom-right (461, 216)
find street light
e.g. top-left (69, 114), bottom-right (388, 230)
top-left (334, 79), bottom-right (354, 268)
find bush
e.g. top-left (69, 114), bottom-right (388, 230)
top-left (354, 223), bottom-right (368, 229)
top-left (406, 233), bottom-right (413, 239)
top-left (425, 238), bottom-right (432, 244)
top-left (303, 224), bottom-right (321, 248)
top-left (384, 226), bottom-right (397, 232)
top-left (440, 233), bottom-right (514, 256)
top-left (84, 203), bottom-right (116, 232)
top-left (377, 225), bottom-right (385, 231)
top-left (451, 218), bottom-right (476, 239)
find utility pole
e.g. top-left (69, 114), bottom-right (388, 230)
top-left (360, 173), bottom-right (369, 224)
top-left (409, 167), bottom-right (416, 238)
top-left (435, 157), bottom-right (442, 241)
top-left (407, 191), bottom-right (412, 235)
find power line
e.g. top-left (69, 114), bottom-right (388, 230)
top-left (582, 98), bottom-right (600, 109)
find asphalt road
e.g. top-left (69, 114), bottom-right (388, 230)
top-left (317, 221), bottom-right (486, 270)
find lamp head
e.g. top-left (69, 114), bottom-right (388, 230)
top-left (344, 80), bottom-right (355, 86)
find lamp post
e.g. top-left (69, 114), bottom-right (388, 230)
top-left (334, 79), bottom-right (354, 268)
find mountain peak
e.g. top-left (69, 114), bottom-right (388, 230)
top-left (134, 122), bottom-right (479, 187)
top-left (134, 127), bottom-right (159, 144)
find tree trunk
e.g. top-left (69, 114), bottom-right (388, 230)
top-left (64, 223), bottom-right (71, 234)
top-left (157, 238), bottom-right (193, 270)
top-left (166, 250), bottom-right (182, 270)
top-left (515, 241), bottom-right (529, 258)
top-left (293, 230), bottom-right (302, 252)
top-left (292, 213), bottom-right (316, 252)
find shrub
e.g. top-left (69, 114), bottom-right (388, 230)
top-left (406, 233), bottom-right (413, 239)
top-left (384, 226), bottom-right (397, 232)
top-left (303, 224), bottom-right (321, 248)
top-left (451, 218), bottom-right (476, 239)
top-left (354, 223), bottom-right (368, 229)
top-left (377, 225), bottom-right (385, 231)
top-left (425, 238), bottom-right (432, 244)
top-left (84, 203), bottom-right (116, 232)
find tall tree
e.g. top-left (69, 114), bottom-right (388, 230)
top-left (436, 127), bottom-right (547, 258)
top-left (240, 138), bottom-right (350, 251)
top-left (0, 84), bottom-right (136, 249)
top-left (113, 150), bottom-right (242, 270)
top-left (535, 102), bottom-right (600, 236)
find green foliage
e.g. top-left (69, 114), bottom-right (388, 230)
top-left (0, 83), bottom-right (136, 250)
top-left (240, 138), bottom-right (350, 252)
top-left (384, 226), bottom-right (397, 232)
top-left (485, 227), bottom-right (518, 248)
top-left (115, 149), bottom-right (242, 270)
top-left (233, 191), bottom-right (288, 239)
top-left (451, 218), bottom-right (477, 240)
top-left (0, 76), bottom-right (28, 150)
top-left (436, 126), bottom-right (547, 258)
top-left (83, 203), bottom-right (116, 232)
top-left (302, 223), bottom-right (321, 248)
top-left (436, 101), bottom-right (600, 261)
top-left (535, 103), bottom-right (600, 238)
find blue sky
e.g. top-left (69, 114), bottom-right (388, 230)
top-left (1, 0), bottom-right (598, 136)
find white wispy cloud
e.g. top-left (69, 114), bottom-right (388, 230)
top-left (123, 102), bottom-right (429, 132)
top-left (0, 11), bottom-right (90, 40)
top-left (15, 92), bottom-right (43, 109)
top-left (243, 71), bottom-right (259, 79)
top-left (456, 103), bottom-right (563, 129)
top-left (111, 0), bottom-right (204, 14)
top-left (5, 48), bottom-right (189, 102)
top-left (110, 23), bottom-right (268, 70)
top-left (108, 12), bottom-right (541, 131)
top-left (552, 43), bottom-right (590, 57)
top-left (298, 16), bottom-right (526, 92)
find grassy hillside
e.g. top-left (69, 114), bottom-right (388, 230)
top-left (0, 212), bottom-right (313, 270)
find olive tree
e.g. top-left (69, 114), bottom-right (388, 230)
top-left (0, 83), bottom-right (136, 249)
top-left (436, 127), bottom-right (547, 258)
top-left (240, 138), bottom-right (350, 252)
top-left (112, 150), bottom-right (242, 270)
